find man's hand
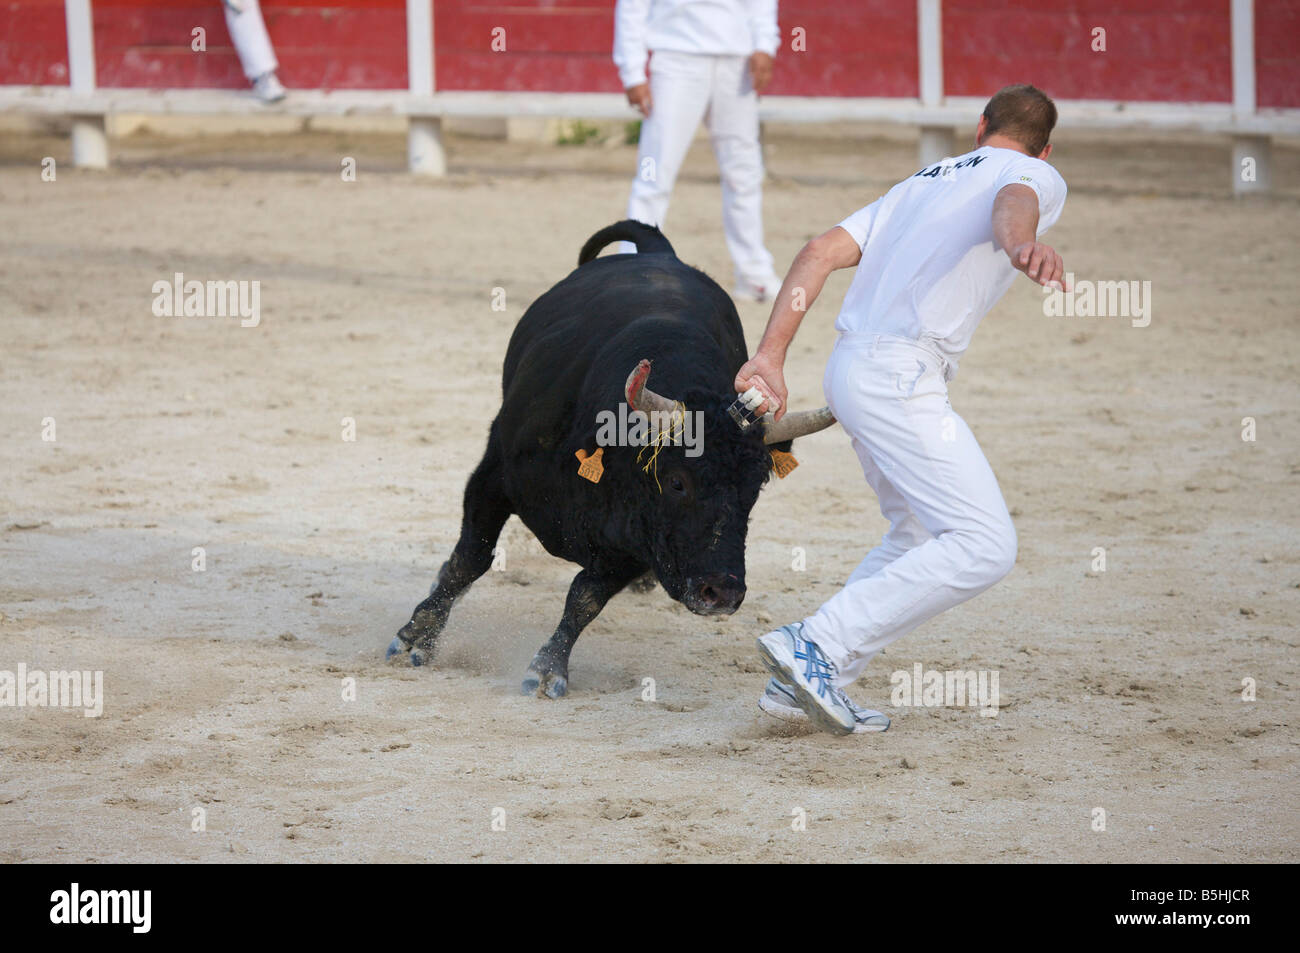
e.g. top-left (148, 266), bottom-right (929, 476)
top-left (625, 83), bottom-right (652, 117)
top-left (734, 352), bottom-right (788, 422)
top-left (992, 184), bottom-right (1066, 290)
top-left (748, 52), bottom-right (774, 93)
top-left (1009, 241), bottom-right (1066, 291)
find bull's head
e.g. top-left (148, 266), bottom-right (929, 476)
top-left (622, 359), bottom-right (836, 616)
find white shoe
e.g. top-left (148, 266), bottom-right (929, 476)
top-left (759, 677), bottom-right (891, 733)
top-left (252, 71), bottom-right (287, 104)
top-left (733, 273), bottom-right (783, 303)
top-left (755, 622), bottom-right (856, 736)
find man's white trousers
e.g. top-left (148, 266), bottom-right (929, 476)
top-left (801, 333), bottom-right (1019, 687)
top-left (224, 0), bottom-right (278, 80)
top-left (622, 50), bottom-right (774, 284)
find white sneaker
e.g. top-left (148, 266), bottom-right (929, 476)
top-left (759, 677), bottom-right (891, 733)
top-left (252, 71), bottom-right (287, 104)
top-left (733, 273), bottom-right (783, 303)
top-left (755, 622), bottom-right (856, 736)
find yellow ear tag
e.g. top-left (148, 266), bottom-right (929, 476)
top-left (769, 449), bottom-right (798, 479)
top-left (576, 447), bottom-right (605, 483)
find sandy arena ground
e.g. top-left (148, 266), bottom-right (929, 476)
top-left (1, 121), bottom-right (1298, 863)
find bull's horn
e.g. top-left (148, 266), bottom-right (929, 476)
top-left (624, 359), bottom-right (679, 415)
top-left (762, 406), bottom-right (836, 444)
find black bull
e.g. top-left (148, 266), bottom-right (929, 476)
top-left (387, 220), bottom-right (835, 697)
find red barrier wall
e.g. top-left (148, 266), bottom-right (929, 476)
top-left (431, 1), bottom-right (919, 97)
top-left (89, 0), bottom-right (407, 89)
top-left (433, 0), bottom-right (619, 92)
top-left (944, 0), bottom-right (1235, 103)
top-left (1, 0), bottom-right (70, 84)
top-left (1, 0), bottom-right (1296, 108)
top-left (1257, 0), bottom-right (1300, 106)
top-left (769, 2), bottom-right (919, 97)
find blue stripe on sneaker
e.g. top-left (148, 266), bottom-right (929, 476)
top-left (793, 637), bottom-right (836, 699)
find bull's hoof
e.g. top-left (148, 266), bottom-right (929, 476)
top-left (386, 635), bottom-right (432, 667)
top-left (521, 669), bottom-right (568, 699)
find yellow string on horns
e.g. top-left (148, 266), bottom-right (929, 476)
top-left (635, 402), bottom-right (687, 493)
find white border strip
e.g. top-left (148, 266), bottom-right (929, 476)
top-left (64, 0), bottom-right (96, 94)
top-left (406, 0), bottom-right (433, 97)
top-left (4, 88), bottom-right (1298, 135)
top-left (1231, 0), bottom-right (1256, 115)
top-left (918, 0), bottom-right (942, 107)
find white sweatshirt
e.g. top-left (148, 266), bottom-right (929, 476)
top-left (614, 0), bottom-right (780, 88)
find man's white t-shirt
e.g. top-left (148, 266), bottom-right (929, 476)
top-left (614, 0), bottom-right (780, 88)
top-left (834, 145), bottom-right (1067, 378)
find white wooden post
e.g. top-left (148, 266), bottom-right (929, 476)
top-left (917, 0), bottom-right (954, 165)
top-left (65, 0), bottom-right (107, 168)
top-left (1231, 0), bottom-right (1270, 194)
top-left (407, 0), bottom-right (446, 175)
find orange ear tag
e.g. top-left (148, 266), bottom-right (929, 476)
top-left (576, 447), bottom-right (605, 483)
top-left (769, 449), bottom-right (798, 479)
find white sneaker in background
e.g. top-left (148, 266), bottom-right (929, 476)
top-left (732, 273), bottom-right (784, 303)
top-left (252, 71), bottom-right (287, 104)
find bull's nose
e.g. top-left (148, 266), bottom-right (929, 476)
top-left (686, 573), bottom-right (745, 615)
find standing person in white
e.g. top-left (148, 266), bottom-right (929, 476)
top-left (221, 0), bottom-right (286, 103)
top-left (739, 85), bottom-right (1069, 735)
top-left (614, 0), bottom-right (784, 301)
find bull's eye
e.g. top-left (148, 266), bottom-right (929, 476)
top-left (665, 471), bottom-right (691, 499)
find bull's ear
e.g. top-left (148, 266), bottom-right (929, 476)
top-left (769, 447), bottom-right (798, 479)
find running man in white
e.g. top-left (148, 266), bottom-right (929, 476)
top-left (739, 85), bottom-right (1068, 735)
top-left (221, 0), bottom-right (286, 103)
top-left (614, 0), bottom-right (784, 300)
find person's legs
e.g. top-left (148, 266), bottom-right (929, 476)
top-left (620, 52), bottom-right (712, 253)
top-left (756, 396), bottom-right (930, 731)
top-left (801, 338), bottom-right (1018, 688)
top-left (224, 0), bottom-right (279, 80)
top-left (844, 446), bottom-right (934, 586)
top-left (706, 56), bottom-right (776, 290)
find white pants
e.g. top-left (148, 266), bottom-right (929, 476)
top-left (622, 50), bottom-right (775, 285)
top-left (224, 0), bottom-right (278, 81)
top-left (801, 333), bottom-right (1018, 687)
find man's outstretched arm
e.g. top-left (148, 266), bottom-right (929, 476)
top-left (992, 183), bottom-right (1066, 290)
top-left (614, 0), bottom-right (654, 115)
top-left (734, 226), bottom-right (862, 420)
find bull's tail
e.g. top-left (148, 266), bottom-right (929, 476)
top-left (578, 220), bottom-right (676, 265)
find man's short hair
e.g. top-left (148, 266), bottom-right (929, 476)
top-left (982, 84), bottom-right (1057, 155)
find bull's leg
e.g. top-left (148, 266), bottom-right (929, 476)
top-left (388, 441), bottom-right (511, 666)
top-left (522, 567), bottom-right (639, 699)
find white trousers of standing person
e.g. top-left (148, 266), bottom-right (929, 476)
top-left (801, 332), bottom-right (1019, 688)
top-left (224, 0), bottom-right (278, 80)
top-left (621, 50), bottom-right (775, 286)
